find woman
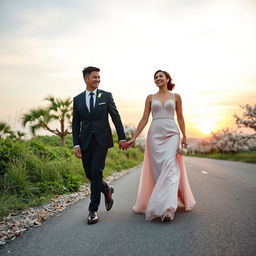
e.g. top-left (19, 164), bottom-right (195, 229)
top-left (128, 70), bottom-right (196, 221)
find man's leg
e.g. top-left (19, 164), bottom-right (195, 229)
top-left (88, 136), bottom-right (108, 212)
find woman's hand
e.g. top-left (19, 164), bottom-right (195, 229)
top-left (181, 137), bottom-right (187, 148)
top-left (127, 138), bottom-right (136, 148)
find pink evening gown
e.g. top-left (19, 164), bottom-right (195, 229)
top-left (133, 93), bottom-right (196, 221)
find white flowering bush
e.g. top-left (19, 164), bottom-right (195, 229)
top-left (187, 137), bottom-right (217, 154)
top-left (213, 128), bottom-right (252, 153)
top-left (188, 128), bottom-right (256, 154)
top-left (234, 104), bottom-right (256, 132)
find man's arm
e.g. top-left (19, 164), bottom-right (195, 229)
top-left (72, 98), bottom-right (81, 148)
top-left (108, 93), bottom-right (126, 144)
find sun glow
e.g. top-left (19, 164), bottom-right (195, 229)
top-left (195, 117), bottom-right (219, 136)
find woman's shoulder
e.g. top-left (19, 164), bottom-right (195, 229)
top-left (146, 94), bottom-right (154, 100)
top-left (173, 92), bottom-right (181, 99)
top-left (146, 94), bottom-right (156, 101)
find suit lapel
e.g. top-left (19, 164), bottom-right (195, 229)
top-left (82, 91), bottom-right (90, 116)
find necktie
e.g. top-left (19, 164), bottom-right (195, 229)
top-left (89, 92), bottom-right (94, 112)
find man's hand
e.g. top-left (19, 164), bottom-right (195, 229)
top-left (119, 141), bottom-right (129, 150)
top-left (74, 146), bottom-right (82, 159)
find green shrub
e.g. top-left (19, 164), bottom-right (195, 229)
top-left (28, 140), bottom-right (57, 160)
top-left (0, 193), bottom-right (25, 219)
top-left (63, 173), bottom-right (83, 192)
top-left (36, 181), bottom-right (66, 194)
top-left (24, 153), bottom-right (48, 182)
top-left (0, 139), bottom-right (27, 177)
top-left (50, 147), bottom-right (72, 159)
top-left (2, 158), bottom-right (34, 196)
top-left (32, 135), bottom-right (73, 148)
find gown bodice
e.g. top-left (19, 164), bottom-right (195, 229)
top-left (151, 96), bottom-right (176, 120)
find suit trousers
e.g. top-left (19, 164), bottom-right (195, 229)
top-left (81, 134), bottom-right (109, 212)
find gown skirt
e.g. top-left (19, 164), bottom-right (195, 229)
top-left (133, 118), bottom-right (196, 221)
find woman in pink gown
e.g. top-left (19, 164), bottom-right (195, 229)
top-left (128, 70), bottom-right (196, 221)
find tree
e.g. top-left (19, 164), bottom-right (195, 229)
top-left (234, 104), bottom-right (256, 132)
top-left (8, 131), bottom-right (27, 141)
top-left (21, 96), bottom-right (72, 146)
top-left (0, 121), bottom-right (13, 139)
top-left (189, 128), bottom-right (255, 154)
top-left (212, 128), bottom-right (252, 154)
top-left (0, 121), bottom-right (26, 141)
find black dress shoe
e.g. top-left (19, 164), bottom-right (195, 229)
top-left (104, 186), bottom-right (114, 211)
top-left (87, 211), bottom-right (99, 225)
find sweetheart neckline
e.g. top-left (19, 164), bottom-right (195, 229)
top-left (152, 99), bottom-right (175, 107)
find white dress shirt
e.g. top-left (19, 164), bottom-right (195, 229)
top-left (85, 88), bottom-right (97, 112)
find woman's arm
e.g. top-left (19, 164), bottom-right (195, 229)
top-left (128, 95), bottom-right (152, 145)
top-left (175, 93), bottom-right (187, 146)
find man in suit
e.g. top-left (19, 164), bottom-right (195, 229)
top-left (72, 66), bottom-right (128, 224)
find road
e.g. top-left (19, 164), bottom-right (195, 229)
top-left (1, 157), bottom-right (256, 256)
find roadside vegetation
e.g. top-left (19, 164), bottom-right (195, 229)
top-left (0, 134), bottom-right (143, 220)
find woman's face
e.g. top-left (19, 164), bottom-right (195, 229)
top-left (154, 71), bottom-right (169, 88)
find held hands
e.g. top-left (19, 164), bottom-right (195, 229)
top-left (119, 141), bottom-right (129, 150)
top-left (74, 142), bottom-right (133, 154)
top-left (119, 138), bottom-right (136, 150)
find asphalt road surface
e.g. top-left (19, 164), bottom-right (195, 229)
top-left (1, 157), bottom-right (256, 256)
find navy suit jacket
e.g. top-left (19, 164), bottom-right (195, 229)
top-left (72, 89), bottom-right (126, 150)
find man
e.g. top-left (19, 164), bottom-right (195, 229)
top-left (72, 66), bottom-right (128, 225)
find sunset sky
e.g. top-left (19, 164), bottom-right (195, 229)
top-left (0, 0), bottom-right (255, 138)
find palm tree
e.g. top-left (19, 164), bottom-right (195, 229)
top-left (16, 131), bottom-right (26, 140)
top-left (0, 121), bottom-right (13, 139)
top-left (21, 96), bottom-right (73, 146)
top-left (8, 131), bottom-right (27, 141)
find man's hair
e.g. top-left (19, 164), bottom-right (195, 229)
top-left (82, 66), bottom-right (100, 77)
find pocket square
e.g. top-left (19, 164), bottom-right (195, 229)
top-left (98, 102), bottom-right (106, 106)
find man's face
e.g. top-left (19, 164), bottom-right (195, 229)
top-left (84, 71), bottom-right (100, 89)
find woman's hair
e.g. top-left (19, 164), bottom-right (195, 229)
top-left (154, 70), bottom-right (175, 91)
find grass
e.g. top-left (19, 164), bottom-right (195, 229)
top-left (0, 136), bottom-right (144, 220)
top-left (188, 152), bottom-right (256, 164)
